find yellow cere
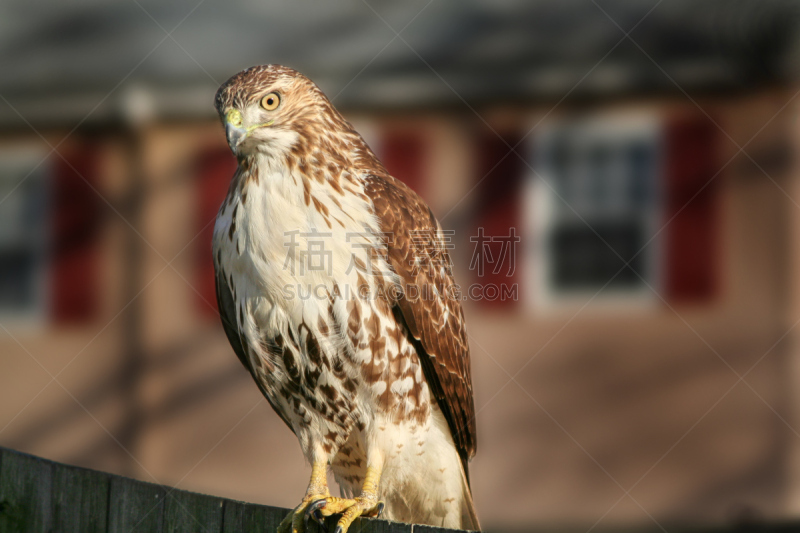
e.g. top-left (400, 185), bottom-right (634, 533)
top-left (225, 108), bottom-right (243, 127)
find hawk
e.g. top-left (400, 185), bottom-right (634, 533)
top-left (212, 65), bottom-right (479, 532)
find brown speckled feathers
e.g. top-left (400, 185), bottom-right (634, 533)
top-left (365, 173), bottom-right (477, 479)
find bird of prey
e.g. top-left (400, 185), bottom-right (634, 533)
top-left (212, 65), bottom-right (479, 532)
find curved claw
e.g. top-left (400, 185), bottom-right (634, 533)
top-left (304, 499), bottom-right (329, 533)
top-left (375, 502), bottom-right (385, 518)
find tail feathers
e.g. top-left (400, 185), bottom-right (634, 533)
top-left (459, 461), bottom-right (481, 531)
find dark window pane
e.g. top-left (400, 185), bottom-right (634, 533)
top-left (0, 247), bottom-right (38, 311)
top-left (587, 144), bottom-right (612, 205)
top-left (629, 142), bottom-right (655, 204)
top-left (549, 221), bottom-right (644, 290)
top-left (548, 136), bottom-right (570, 198)
top-left (0, 159), bottom-right (47, 315)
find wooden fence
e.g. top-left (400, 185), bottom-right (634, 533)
top-left (0, 446), bottom-right (458, 533)
top-left (3, 445), bottom-right (800, 533)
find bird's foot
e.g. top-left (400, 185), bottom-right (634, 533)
top-left (305, 496), bottom-right (385, 533)
top-left (277, 493), bottom-right (331, 533)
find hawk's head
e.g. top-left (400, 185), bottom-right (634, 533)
top-left (214, 64), bottom-right (340, 158)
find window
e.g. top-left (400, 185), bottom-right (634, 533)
top-left (528, 114), bottom-right (663, 306)
top-left (0, 149), bottom-right (49, 322)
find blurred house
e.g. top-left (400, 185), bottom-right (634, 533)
top-left (1, 0), bottom-right (799, 529)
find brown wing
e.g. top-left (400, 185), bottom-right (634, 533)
top-left (214, 266), bottom-right (296, 434)
top-left (364, 173), bottom-right (477, 480)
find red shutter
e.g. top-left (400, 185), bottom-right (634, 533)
top-left (51, 141), bottom-right (103, 323)
top-left (379, 129), bottom-right (426, 197)
top-left (470, 130), bottom-right (525, 308)
top-left (663, 117), bottom-right (720, 303)
top-left (195, 146), bottom-right (237, 318)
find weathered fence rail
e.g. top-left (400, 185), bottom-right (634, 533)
top-left (3, 445), bottom-right (800, 533)
top-left (0, 446), bottom-right (457, 533)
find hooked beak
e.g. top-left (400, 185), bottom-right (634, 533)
top-left (226, 122), bottom-right (248, 154)
top-left (225, 109), bottom-right (247, 154)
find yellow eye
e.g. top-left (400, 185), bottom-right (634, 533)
top-left (261, 92), bottom-right (280, 111)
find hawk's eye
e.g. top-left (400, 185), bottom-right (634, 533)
top-left (261, 92), bottom-right (280, 111)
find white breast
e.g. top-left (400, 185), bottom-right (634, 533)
top-left (212, 156), bottom-right (389, 369)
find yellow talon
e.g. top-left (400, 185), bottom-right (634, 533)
top-left (315, 465), bottom-right (384, 533)
top-left (278, 462), bottom-right (385, 533)
top-left (277, 461), bottom-right (330, 533)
